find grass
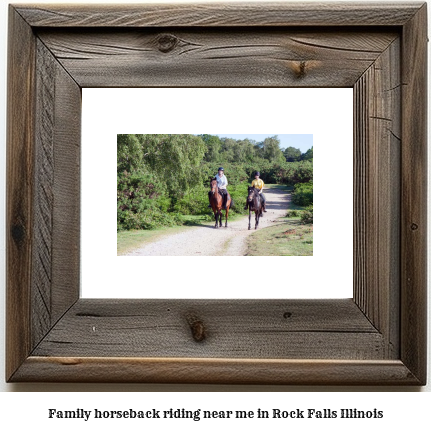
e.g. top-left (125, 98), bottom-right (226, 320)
top-left (118, 226), bottom-right (184, 255)
top-left (245, 218), bottom-right (313, 256)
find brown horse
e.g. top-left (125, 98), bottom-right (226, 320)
top-left (247, 186), bottom-right (263, 230)
top-left (209, 178), bottom-right (231, 228)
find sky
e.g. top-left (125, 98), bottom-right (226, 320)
top-left (216, 134), bottom-right (313, 153)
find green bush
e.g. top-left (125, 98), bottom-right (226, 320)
top-left (174, 185), bottom-right (209, 215)
top-left (117, 170), bottom-right (180, 231)
top-left (228, 182), bottom-right (249, 214)
top-left (274, 160), bottom-right (313, 185)
top-left (301, 205), bottom-right (313, 224)
top-left (117, 208), bottom-right (182, 231)
top-left (292, 181), bottom-right (313, 206)
top-left (286, 210), bottom-right (300, 218)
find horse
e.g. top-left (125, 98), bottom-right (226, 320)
top-left (247, 186), bottom-right (263, 230)
top-left (209, 177), bottom-right (231, 228)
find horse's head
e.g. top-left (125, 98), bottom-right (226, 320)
top-left (247, 186), bottom-right (257, 202)
top-left (210, 178), bottom-right (218, 194)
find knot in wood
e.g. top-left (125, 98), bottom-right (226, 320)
top-left (11, 222), bottom-right (25, 245)
top-left (157, 34), bottom-right (178, 53)
top-left (411, 223), bottom-right (419, 230)
top-left (294, 61), bottom-right (307, 78)
top-left (186, 314), bottom-right (206, 342)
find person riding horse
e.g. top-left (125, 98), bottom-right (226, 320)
top-left (208, 167), bottom-right (230, 209)
top-left (244, 171), bottom-right (267, 211)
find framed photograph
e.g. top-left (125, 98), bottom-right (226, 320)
top-left (6, 2), bottom-right (427, 384)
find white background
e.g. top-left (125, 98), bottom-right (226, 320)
top-left (0, 0), bottom-right (429, 417)
top-left (81, 88), bottom-right (353, 299)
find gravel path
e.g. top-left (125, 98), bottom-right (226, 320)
top-left (126, 188), bottom-right (290, 256)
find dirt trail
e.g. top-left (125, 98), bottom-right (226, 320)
top-left (126, 188), bottom-right (290, 256)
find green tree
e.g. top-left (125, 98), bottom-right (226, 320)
top-left (219, 138), bottom-right (237, 163)
top-left (117, 134), bottom-right (142, 173)
top-left (135, 134), bottom-right (206, 200)
top-left (302, 146), bottom-right (313, 160)
top-left (284, 146), bottom-right (302, 162)
top-left (262, 136), bottom-right (285, 163)
top-left (199, 134), bottom-right (222, 162)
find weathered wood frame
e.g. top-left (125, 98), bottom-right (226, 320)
top-left (6, 2), bottom-right (427, 384)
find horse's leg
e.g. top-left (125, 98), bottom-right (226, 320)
top-left (248, 209), bottom-right (252, 230)
top-left (255, 211), bottom-right (259, 229)
top-left (214, 211), bottom-right (218, 228)
top-left (225, 204), bottom-right (229, 227)
top-left (219, 210), bottom-right (222, 227)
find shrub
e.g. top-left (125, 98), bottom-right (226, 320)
top-left (301, 206), bottom-right (313, 224)
top-left (174, 185), bottom-right (209, 215)
top-left (117, 170), bottom-right (180, 231)
top-left (292, 181), bottom-right (313, 206)
top-left (228, 182), bottom-right (249, 214)
top-left (286, 210), bottom-right (300, 218)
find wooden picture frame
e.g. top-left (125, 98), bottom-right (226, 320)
top-left (6, 2), bottom-right (427, 385)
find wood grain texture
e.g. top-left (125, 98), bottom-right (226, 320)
top-left (400, 3), bottom-right (427, 384)
top-left (36, 29), bottom-right (398, 88)
top-left (6, 8), bottom-right (36, 381)
top-left (31, 39), bottom-right (81, 352)
top-left (50, 51), bottom-right (81, 324)
top-left (12, 358), bottom-right (420, 385)
top-left (353, 38), bottom-right (401, 359)
top-left (32, 40), bottom-right (56, 347)
top-left (32, 299), bottom-right (384, 360)
top-left (15, 2), bottom-right (423, 27)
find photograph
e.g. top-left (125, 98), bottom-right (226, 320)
top-left (117, 134), bottom-right (313, 257)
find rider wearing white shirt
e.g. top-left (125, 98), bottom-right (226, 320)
top-left (208, 167), bottom-right (230, 208)
top-left (216, 169), bottom-right (228, 189)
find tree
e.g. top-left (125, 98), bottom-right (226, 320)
top-left (302, 147), bottom-right (313, 160)
top-left (135, 134), bottom-right (206, 200)
top-left (199, 134), bottom-right (222, 162)
top-left (219, 138), bottom-right (236, 163)
top-left (262, 136), bottom-right (285, 163)
top-left (240, 139), bottom-right (258, 163)
top-left (284, 146), bottom-right (302, 162)
top-left (117, 134), bottom-right (142, 173)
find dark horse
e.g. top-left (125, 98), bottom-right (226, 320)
top-left (247, 186), bottom-right (263, 230)
top-left (209, 178), bottom-right (231, 228)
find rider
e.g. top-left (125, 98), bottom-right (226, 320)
top-left (208, 167), bottom-right (229, 209)
top-left (244, 171), bottom-right (267, 211)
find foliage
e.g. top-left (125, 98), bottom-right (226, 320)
top-left (117, 134), bottom-right (313, 230)
top-left (291, 181), bottom-right (313, 207)
top-left (262, 136), bottom-right (285, 163)
top-left (284, 146), bottom-right (302, 162)
top-left (301, 205), bottom-right (313, 224)
top-left (286, 209), bottom-right (301, 218)
top-left (133, 134), bottom-right (206, 201)
top-left (117, 134), bottom-right (143, 172)
top-left (173, 184), bottom-right (210, 215)
top-left (273, 160), bottom-right (313, 184)
top-left (302, 147), bottom-right (313, 161)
